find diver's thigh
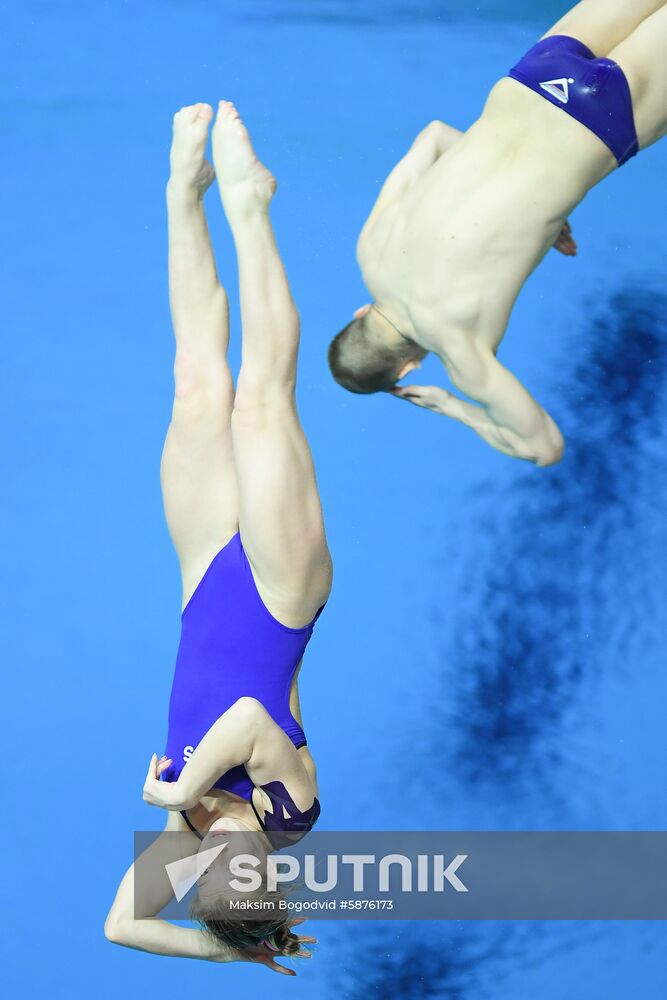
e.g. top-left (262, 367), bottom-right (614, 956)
top-left (608, 7), bottom-right (667, 150)
top-left (542, 0), bottom-right (666, 56)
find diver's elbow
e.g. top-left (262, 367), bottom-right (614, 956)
top-left (104, 911), bottom-right (134, 946)
top-left (535, 434), bottom-right (564, 467)
top-left (531, 412), bottom-right (565, 467)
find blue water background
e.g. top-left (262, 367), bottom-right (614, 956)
top-left (2, 1), bottom-right (666, 996)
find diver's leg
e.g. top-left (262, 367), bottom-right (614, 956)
top-left (607, 5), bottom-right (667, 150)
top-left (161, 103), bottom-right (239, 607)
top-left (542, 0), bottom-right (666, 56)
top-left (211, 101), bottom-right (332, 628)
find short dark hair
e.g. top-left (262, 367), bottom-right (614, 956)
top-left (328, 314), bottom-right (412, 394)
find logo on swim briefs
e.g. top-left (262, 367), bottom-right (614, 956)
top-left (539, 77), bottom-right (575, 104)
top-left (183, 745), bottom-right (194, 762)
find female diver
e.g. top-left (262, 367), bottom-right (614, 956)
top-left (104, 100), bottom-right (332, 974)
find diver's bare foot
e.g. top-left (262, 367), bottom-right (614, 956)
top-left (211, 100), bottom-right (277, 215)
top-left (168, 103), bottom-right (215, 202)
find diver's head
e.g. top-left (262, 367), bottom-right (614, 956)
top-left (190, 818), bottom-right (304, 958)
top-left (328, 304), bottom-right (426, 394)
top-left (191, 898), bottom-right (303, 957)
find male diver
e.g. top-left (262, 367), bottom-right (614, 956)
top-left (328, 0), bottom-right (667, 465)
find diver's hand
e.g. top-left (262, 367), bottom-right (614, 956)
top-left (238, 919), bottom-right (317, 975)
top-left (553, 219), bottom-right (577, 256)
top-left (142, 753), bottom-right (180, 809)
top-left (389, 383), bottom-right (453, 414)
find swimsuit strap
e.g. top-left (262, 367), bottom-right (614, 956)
top-left (180, 809), bottom-right (204, 839)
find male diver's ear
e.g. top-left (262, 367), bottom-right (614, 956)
top-left (354, 304), bottom-right (372, 319)
top-left (395, 359), bottom-right (421, 381)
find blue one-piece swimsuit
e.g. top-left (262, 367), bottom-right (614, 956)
top-left (162, 532), bottom-right (323, 846)
top-left (508, 35), bottom-right (639, 166)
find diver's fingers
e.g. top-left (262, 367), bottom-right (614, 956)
top-left (391, 384), bottom-right (446, 411)
top-left (296, 934), bottom-right (318, 944)
top-left (265, 958), bottom-right (296, 977)
top-left (156, 757), bottom-right (172, 777)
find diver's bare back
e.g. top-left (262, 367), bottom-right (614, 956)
top-left (331, 2), bottom-right (667, 464)
top-left (356, 77), bottom-right (620, 465)
top-left (369, 79), bottom-right (615, 357)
